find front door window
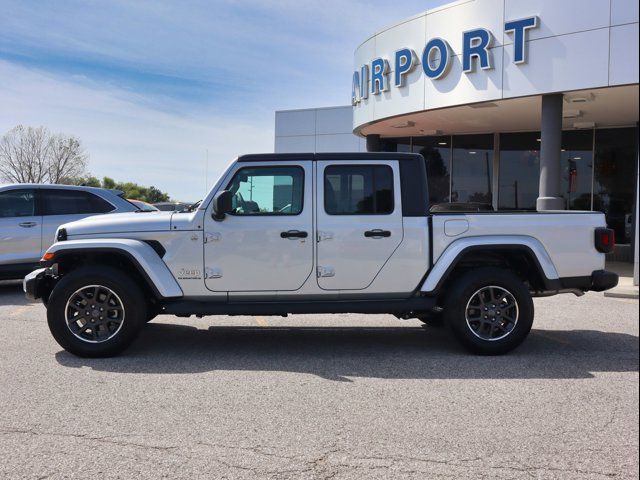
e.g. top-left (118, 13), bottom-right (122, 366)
top-left (227, 166), bottom-right (304, 215)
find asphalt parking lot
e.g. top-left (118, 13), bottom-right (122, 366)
top-left (0, 281), bottom-right (638, 480)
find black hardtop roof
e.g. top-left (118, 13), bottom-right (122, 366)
top-left (237, 152), bottom-right (423, 163)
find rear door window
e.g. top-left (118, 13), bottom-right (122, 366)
top-left (0, 189), bottom-right (36, 218)
top-left (324, 165), bottom-right (394, 215)
top-left (41, 189), bottom-right (115, 215)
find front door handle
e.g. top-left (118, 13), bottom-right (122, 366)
top-left (18, 222), bottom-right (37, 228)
top-left (364, 229), bottom-right (391, 238)
top-left (280, 230), bottom-right (308, 239)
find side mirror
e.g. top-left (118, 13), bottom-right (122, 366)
top-left (212, 190), bottom-right (233, 221)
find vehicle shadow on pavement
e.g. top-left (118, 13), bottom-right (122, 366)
top-left (0, 281), bottom-right (37, 307)
top-left (54, 323), bottom-right (639, 381)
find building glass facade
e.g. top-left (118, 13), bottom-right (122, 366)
top-left (498, 132), bottom-right (540, 210)
top-left (594, 128), bottom-right (638, 244)
top-left (561, 130), bottom-right (594, 211)
top-left (412, 136), bottom-right (451, 204)
top-left (451, 134), bottom-right (493, 205)
top-left (380, 126), bottom-right (637, 245)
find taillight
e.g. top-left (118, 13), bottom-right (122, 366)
top-left (594, 228), bottom-right (615, 253)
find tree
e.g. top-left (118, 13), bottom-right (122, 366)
top-left (145, 186), bottom-right (169, 203)
top-left (102, 177), bottom-right (116, 190)
top-left (1, 125), bottom-right (171, 204)
top-left (62, 176), bottom-right (171, 203)
top-left (111, 181), bottom-right (170, 203)
top-left (0, 125), bottom-right (88, 184)
top-left (47, 134), bottom-right (88, 183)
top-left (0, 126), bottom-right (49, 183)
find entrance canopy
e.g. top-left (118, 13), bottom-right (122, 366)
top-left (357, 85), bottom-right (639, 138)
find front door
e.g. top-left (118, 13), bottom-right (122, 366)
top-left (316, 160), bottom-right (403, 290)
top-left (204, 162), bottom-right (314, 292)
top-left (0, 188), bottom-right (42, 266)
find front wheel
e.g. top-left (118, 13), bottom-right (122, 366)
top-left (443, 267), bottom-right (533, 355)
top-left (47, 266), bottom-right (147, 357)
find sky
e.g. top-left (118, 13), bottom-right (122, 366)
top-left (0, 0), bottom-right (442, 200)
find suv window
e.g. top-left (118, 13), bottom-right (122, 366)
top-left (226, 166), bottom-right (304, 215)
top-left (0, 189), bottom-right (36, 218)
top-left (41, 189), bottom-right (115, 215)
top-left (324, 165), bottom-right (394, 215)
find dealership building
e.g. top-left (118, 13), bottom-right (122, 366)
top-left (275, 0), bottom-right (639, 284)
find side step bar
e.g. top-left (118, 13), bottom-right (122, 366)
top-left (161, 297), bottom-right (437, 317)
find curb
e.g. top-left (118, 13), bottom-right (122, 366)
top-left (604, 289), bottom-right (639, 300)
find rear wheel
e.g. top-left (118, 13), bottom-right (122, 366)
top-left (47, 266), bottom-right (147, 357)
top-left (443, 267), bottom-right (533, 355)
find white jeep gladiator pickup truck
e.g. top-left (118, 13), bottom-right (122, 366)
top-left (24, 153), bottom-right (618, 357)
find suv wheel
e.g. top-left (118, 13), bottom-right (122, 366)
top-left (443, 267), bottom-right (533, 355)
top-left (47, 266), bottom-right (147, 357)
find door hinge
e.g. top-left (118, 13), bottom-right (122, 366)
top-left (317, 266), bottom-right (335, 278)
top-left (317, 231), bottom-right (333, 242)
top-left (204, 232), bottom-right (221, 243)
top-left (205, 267), bottom-right (223, 279)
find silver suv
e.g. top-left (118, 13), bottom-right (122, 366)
top-left (0, 184), bottom-right (137, 280)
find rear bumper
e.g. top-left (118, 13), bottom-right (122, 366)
top-left (590, 270), bottom-right (619, 292)
top-left (560, 270), bottom-right (619, 293)
top-left (23, 268), bottom-right (48, 300)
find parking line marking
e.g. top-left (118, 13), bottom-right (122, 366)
top-left (256, 317), bottom-right (269, 327)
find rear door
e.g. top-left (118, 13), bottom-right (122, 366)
top-left (0, 188), bottom-right (42, 265)
top-left (39, 189), bottom-right (115, 253)
top-left (316, 160), bottom-right (403, 290)
top-left (204, 162), bottom-right (314, 292)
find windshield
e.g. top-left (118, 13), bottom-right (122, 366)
top-left (127, 199), bottom-right (159, 212)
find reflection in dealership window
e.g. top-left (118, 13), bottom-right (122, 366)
top-left (561, 130), bottom-right (594, 211)
top-left (498, 132), bottom-right (540, 210)
top-left (452, 134), bottom-right (493, 205)
top-left (593, 128), bottom-right (637, 244)
top-left (412, 136), bottom-right (452, 204)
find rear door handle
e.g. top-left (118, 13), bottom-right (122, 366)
top-left (364, 229), bottom-right (391, 238)
top-left (280, 230), bottom-right (308, 239)
top-left (18, 222), bottom-right (37, 228)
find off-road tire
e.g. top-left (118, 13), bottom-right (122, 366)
top-left (443, 267), bottom-right (533, 355)
top-left (47, 266), bottom-right (147, 357)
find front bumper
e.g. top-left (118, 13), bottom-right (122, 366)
top-left (23, 268), bottom-right (48, 300)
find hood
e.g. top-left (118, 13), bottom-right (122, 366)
top-left (61, 211), bottom-right (173, 237)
